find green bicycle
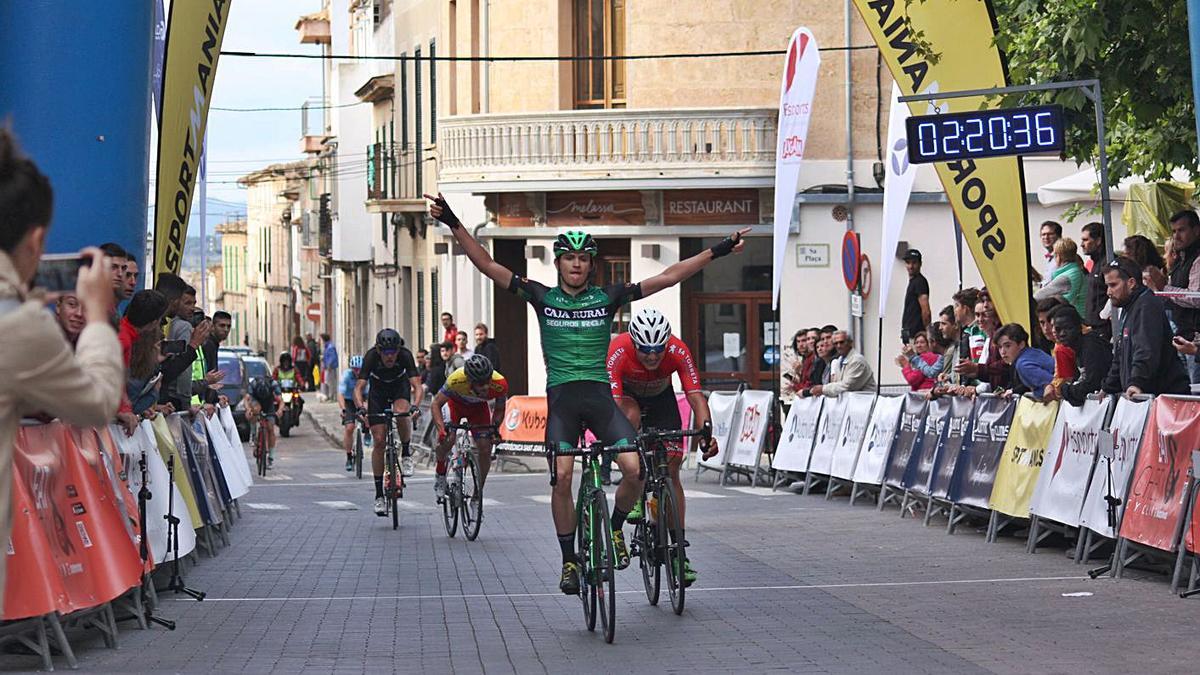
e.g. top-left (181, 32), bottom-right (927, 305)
top-left (549, 439), bottom-right (640, 644)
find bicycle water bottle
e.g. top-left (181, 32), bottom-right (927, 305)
top-left (647, 493), bottom-right (659, 521)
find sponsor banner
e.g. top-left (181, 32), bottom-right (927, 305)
top-left (153, 0), bottom-right (232, 277)
top-left (169, 415), bottom-right (220, 525)
top-left (71, 428), bottom-right (139, 552)
top-left (883, 393), bottom-right (928, 488)
top-left (808, 395), bottom-right (849, 476)
top-left (929, 396), bottom-right (976, 500)
top-left (1119, 396), bottom-right (1200, 552)
top-left (500, 396), bottom-right (549, 445)
top-left (990, 398), bottom-right (1060, 517)
top-left (852, 0), bottom-right (1033, 331)
top-left (149, 414), bottom-right (203, 529)
top-left (1030, 398), bottom-right (1111, 527)
top-left (109, 421), bottom-right (195, 565)
top-left (903, 397), bottom-right (951, 495)
top-left (6, 424), bottom-right (142, 619)
top-left (700, 391), bottom-right (741, 470)
top-left (218, 406), bottom-right (254, 488)
top-left (1080, 397), bottom-right (1149, 539)
top-left (772, 396), bottom-right (823, 472)
top-left (878, 81), bottom-right (918, 317)
top-left (204, 415), bottom-right (250, 500)
top-left (728, 390), bottom-right (774, 468)
top-left (830, 393), bottom-right (876, 480)
top-left (771, 27), bottom-right (820, 309)
top-left (949, 396), bottom-right (1015, 508)
top-left (852, 395), bottom-right (904, 486)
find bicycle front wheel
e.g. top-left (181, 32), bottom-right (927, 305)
top-left (589, 488), bottom-right (617, 643)
top-left (577, 496), bottom-right (597, 632)
top-left (442, 477), bottom-right (459, 538)
top-left (256, 427), bottom-right (268, 477)
top-left (389, 448), bottom-right (400, 531)
top-left (637, 497), bottom-right (661, 606)
top-left (461, 452), bottom-right (483, 541)
top-left (354, 431), bottom-right (364, 480)
top-left (659, 482), bottom-right (686, 615)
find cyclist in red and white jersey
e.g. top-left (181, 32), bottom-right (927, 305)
top-left (606, 308), bottom-right (718, 584)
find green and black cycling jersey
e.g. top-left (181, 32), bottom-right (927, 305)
top-left (508, 275), bottom-right (642, 388)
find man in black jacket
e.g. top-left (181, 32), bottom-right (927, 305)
top-left (1080, 222), bottom-right (1110, 342)
top-left (473, 323), bottom-right (502, 373)
top-left (1101, 257), bottom-right (1190, 397)
top-left (1045, 305), bottom-right (1112, 406)
top-left (1146, 209), bottom-right (1200, 383)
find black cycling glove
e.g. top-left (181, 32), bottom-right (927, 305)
top-left (709, 231), bottom-right (742, 259)
top-left (431, 195), bottom-right (462, 229)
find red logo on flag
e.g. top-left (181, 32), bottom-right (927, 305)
top-left (785, 32), bottom-right (810, 93)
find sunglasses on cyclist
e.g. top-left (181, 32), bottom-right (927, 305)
top-left (637, 344), bottom-right (666, 354)
top-left (380, 348), bottom-right (398, 356)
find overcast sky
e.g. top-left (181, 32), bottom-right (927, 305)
top-left (201, 0), bottom-right (324, 219)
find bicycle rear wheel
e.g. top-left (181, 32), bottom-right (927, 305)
top-left (590, 489), bottom-right (617, 643)
top-left (442, 474), bottom-right (459, 538)
top-left (577, 497), bottom-right (597, 632)
top-left (389, 446), bottom-right (400, 531)
top-left (659, 482), bottom-right (686, 615)
top-left (637, 496), bottom-right (661, 605)
top-left (461, 452), bottom-right (483, 541)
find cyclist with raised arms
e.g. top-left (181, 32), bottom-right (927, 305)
top-left (427, 192), bottom-right (747, 594)
top-left (353, 329), bottom-right (423, 516)
top-left (430, 354), bottom-right (508, 502)
top-left (607, 308), bottom-right (717, 585)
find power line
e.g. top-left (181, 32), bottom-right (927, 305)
top-left (221, 45), bottom-right (876, 62)
top-left (212, 101), bottom-right (366, 112)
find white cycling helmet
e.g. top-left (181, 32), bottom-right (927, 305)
top-left (629, 308), bottom-right (671, 350)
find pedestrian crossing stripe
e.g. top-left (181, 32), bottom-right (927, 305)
top-left (261, 474), bottom-right (294, 481)
top-left (314, 501), bottom-right (359, 510)
top-left (311, 473), bottom-right (345, 480)
top-left (244, 503), bottom-right (290, 510)
top-left (683, 490), bottom-right (727, 499)
top-left (526, 495), bottom-right (553, 504)
top-left (727, 486), bottom-right (782, 497)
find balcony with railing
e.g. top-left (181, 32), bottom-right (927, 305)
top-left (300, 97), bottom-right (331, 154)
top-left (365, 142), bottom-right (425, 212)
top-left (437, 107), bottom-right (777, 191)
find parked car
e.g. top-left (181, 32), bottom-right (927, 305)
top-left (218, 350), bottom-right (250, 441)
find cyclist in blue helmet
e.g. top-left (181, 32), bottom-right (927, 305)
top-left (339, 354), bottom-right (366, 471)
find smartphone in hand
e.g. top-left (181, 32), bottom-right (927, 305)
top-left (32, 253), bottom-right (90, 293)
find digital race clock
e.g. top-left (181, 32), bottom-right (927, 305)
top-left (905, 104), bottom-right (1065, 164)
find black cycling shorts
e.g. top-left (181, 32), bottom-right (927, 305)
top-left (367, 381), bottom-right (411, 423)
top-left (632, 385), bottom-right (682, 433)
top-left (341, 407), bottom-right (359, 426)
top-left (546, 380), bottom-right (637, 451)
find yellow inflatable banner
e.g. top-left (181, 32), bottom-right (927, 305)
top-left (153, 0), bottom-right (232, 279)
top-left (990, 397), bottom-right (1058, 517)
top-left (852, 0), bottom-right (1033, 331)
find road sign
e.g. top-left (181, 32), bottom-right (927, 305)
top-left (841, 231), bottom-right (861, 291)
top-left (305, 303), bottom-right (322, 322)
top-left (859, 254), bottom-right (873, 298)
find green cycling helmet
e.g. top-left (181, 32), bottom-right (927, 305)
top-left (553, 231), bottom-right (598, 259)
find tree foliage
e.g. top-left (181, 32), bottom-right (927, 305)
top-left (990, 0), bottom-right (1196, 186)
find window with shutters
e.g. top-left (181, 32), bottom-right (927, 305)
top-left (430, 39), bottom-right (438, 144)
top-left (573, 0), bottom-right (625, 109)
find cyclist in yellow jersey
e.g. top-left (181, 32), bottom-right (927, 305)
top-left (430, 355), bottom-right (507, 501)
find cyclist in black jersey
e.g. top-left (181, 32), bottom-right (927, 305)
top-left (428, 192), bottom-right (747, 594)
top-left (354, 328), bottom-right (423, 516)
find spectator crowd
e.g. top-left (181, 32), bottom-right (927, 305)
top-left (781, 213), bottom-right (1200, 407)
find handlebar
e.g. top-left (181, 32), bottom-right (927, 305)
top-left (547, 442), bottom-right (640, 486)
top-left (638, 421), bottom-right (713, 444)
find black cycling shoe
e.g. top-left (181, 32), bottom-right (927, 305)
top-left (559, 561), bottom-right (582, 595)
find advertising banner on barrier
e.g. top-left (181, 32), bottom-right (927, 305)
top-left (500, 396), bottom-right (548, 445)
top-left (990, 398), bottom-right (1059, 517)
top-left (808, 395), bottom-right (848, 476)
top-left (929, 396), bottom-right (976, 501)
top-left (700, 391), bottom-right (741, 470)
top-left (773, 396), bottom-right (823, 472)
top-left (168, 415), bottom-right (218, 525)
top-left (883, 394), bottom-right (928, 488)
top-left (851, 0), bottom-right (1033, 332)
top-left (949, 396), bottom-right (1015, 508)
top-left (1119, 396), bottom-right (1200, 552)
top-left (852, 395), bottom-right (904, 486)
top-left (3, 470), bottom-right (66, 620)
top-left (1080, 397), bottom-right (1149, 539)
top-left (205, 415), bottom-right (250, 500)
top-left (903, 397), bottom-right (950, 495)
top-left (728, 390), bottom-right (774, 469)
top-left (150, 414), bottom-right (202, 528)
top-left (218, 406), bottom-right (255, 488)
top-left (831, 393), bottom-right (876, 480)
top-left (88, 428), bottom-right (141, 549)
top-left (110, 422), bottom-right (195, 564)
top-left (1030, 398), bottom-right (1111, 527)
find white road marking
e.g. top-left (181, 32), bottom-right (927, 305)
top-left (312, 473), bottom-right (346, 480)
top-left (526, 495), bottom-right (553, 504)
top-left (682, 490), bottom-right (727, 499)
top-left (261, 473), bottom-right (293, 481)
top-left (480, 498), bottom-right (503, 507)
top-left (314, 501), bottom-right (359, 510)
top-left (184, 575), bottom-right (1092, 604)
top-left (1061, 591), bottom-right (1093, 597)
top-left (727, 486), bottom-right (783, 497)
top-left (243, 502), bottom-right (290, 511)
